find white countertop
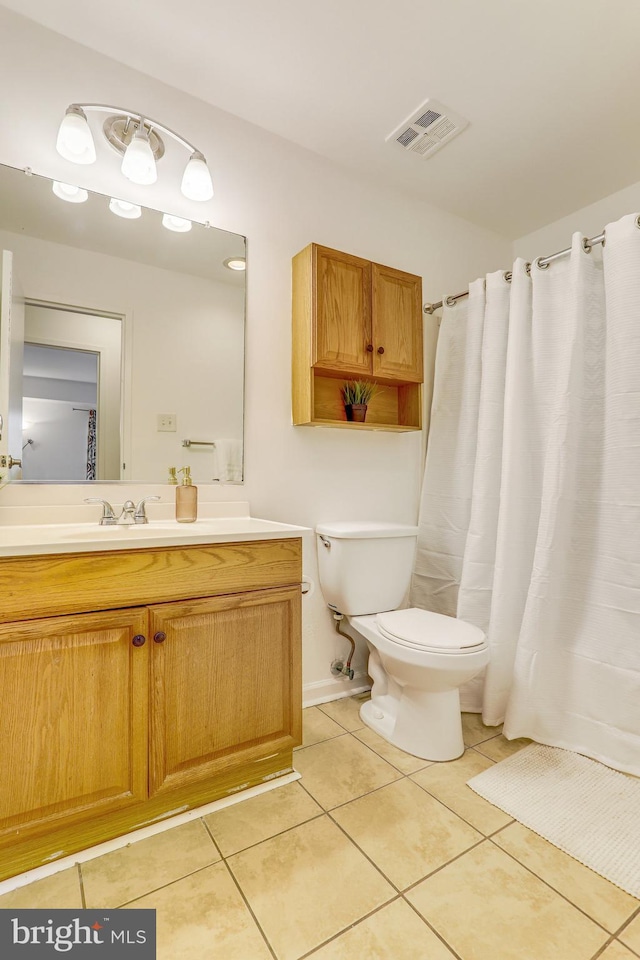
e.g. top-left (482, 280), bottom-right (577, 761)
top-left (0, 517), bottom-right (310, 558)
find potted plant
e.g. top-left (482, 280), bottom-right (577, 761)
top-left (341, 379), bottom-right (378, 422)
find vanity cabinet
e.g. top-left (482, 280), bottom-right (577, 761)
top-left (0, 538), bottom-right (302, 880)
top-left (292, 243), bottom-right (423, 430)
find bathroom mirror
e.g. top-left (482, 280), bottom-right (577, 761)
top-left (0, 162), bottom-right (245, 484)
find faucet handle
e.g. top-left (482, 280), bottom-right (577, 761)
top-left (84, 497), bottom-right (117, 525)
top-left (134, 496), bottom-right (161, 524)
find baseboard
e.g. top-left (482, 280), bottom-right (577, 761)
top-left (303, 673), bottom-right (371, 708)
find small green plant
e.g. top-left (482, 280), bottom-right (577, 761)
top-left (341, 379), bottom-right (378, 406)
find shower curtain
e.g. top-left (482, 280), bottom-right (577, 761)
top-left (410, 213), bottom-right (640, 776)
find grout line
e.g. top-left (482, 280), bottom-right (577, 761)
top-left (113, 859), bottom-right (227, 908)
top-left (589, 935), bottom-right (618, 959)
top-left (206, 808), bottom-right (327, 859)
top-left (401, 894), bottom-right (466, 960)
top-left (485, 834), bottom-right (634, 937)
top-left (199, 816), bottom-right (223, 861)
top-left (220, 858), bottom-right (278, 960)
top-left (76, 862), bottom-right (86, 909)
top-left (614, 903), bottom-right (640, 950)
top-left (295, 895), bottom-right (405, 959)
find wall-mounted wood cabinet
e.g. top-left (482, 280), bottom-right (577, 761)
top-left (0, 539), bottom-right (302, 880)
top-left (292, 243), bottom-right (423, 431)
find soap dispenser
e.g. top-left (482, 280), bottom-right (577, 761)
top-left (176, 466), bottom-right (197, 522)
top-left (167, 466), bottom-right (178, 485)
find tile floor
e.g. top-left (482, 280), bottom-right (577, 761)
top-left (2, 693), bottom-right (639, 960)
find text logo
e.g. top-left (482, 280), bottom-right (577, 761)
top-left (0, 910), bottom-right (156, 958)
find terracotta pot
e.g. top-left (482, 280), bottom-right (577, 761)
top-left (345, 403), bottom-right (368, 422)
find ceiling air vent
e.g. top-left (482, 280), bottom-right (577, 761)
top-left (386, 98), bottom-right (469, 160)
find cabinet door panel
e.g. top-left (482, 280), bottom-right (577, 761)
top-left (0, 609), bottom-right (148, 835)
top-left (149, 587), bottom-right (301, 796)
top-left (372, 264), bottom-right (423, 382)
top-left (313, 246), bottom-right (372, 375)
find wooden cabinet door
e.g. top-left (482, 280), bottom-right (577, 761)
top-left (313, 245), bottom-right (372, 375)
top-left (148, 586), bottom-right (302, 797)
top-left (372, 263), bottom-right (423, 382)
top-left (0, 609), bottom-right (149, 837)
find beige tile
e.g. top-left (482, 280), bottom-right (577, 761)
top-left (82, 820), bottom-right (220, 907)
top-left (227, 815), bottom-right (394, 960)
top-left (318, 694), bottom-right (369, 732)
top-left (332, 778), bottom-right (482, 890)
top-left (204, 780), bottom-right (322, 856)
top-left (294, 734), bottom-right (401, 809)
top-left (620, 913), bottom-right (640, 954)
top-left (494, 822), bottom-right (640, 933)
top-left (411, 749), bottom-right (513, 835)
top-left (299, 705), bottom-right (346, 747)
top-left (0, 868), bottom-right (82, 908)
top-left (473, 733), bottom-right (531, 761)
top-left (353, 725), bottom-right (434, 775)
top-left (599, 942), bottom-right (639, 960)
top-left (461, 712), bottom-right (503, 746)
top-left (125, 860), bottom-right (272, 960)
top-left (308, 897), bottom-right (456, 959)
top-left (407, 841), bottom-right (608, 960)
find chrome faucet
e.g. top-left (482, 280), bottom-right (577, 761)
top-left (85, 496), bottom-right (161, 525)
top-left (132, 496), bottom-right (160, 523)
top-left (118, 500), bottom-right (137, 525)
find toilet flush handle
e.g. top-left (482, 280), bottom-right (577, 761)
top-left (318, 535), bottom-right (331, 549)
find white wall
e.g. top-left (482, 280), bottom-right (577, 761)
top-left (0, 7), bottom-right (513, 700)
top-left (515, 180), bottom-right (640, 261)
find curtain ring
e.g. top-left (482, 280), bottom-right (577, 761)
top-left (636, 215), bottom-right (640, 231)
top-left (503, 270), bottom-right (512, 284)
top-left (525, 262), bottom-right (532, 276)
top-left (582, 237), bottom-right (592, 253)
top-left (534, 257), bottom-right (549, 270)
top-left (444, 295), bottom-right (457, 307)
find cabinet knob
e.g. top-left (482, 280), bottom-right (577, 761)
top-left (154, 631), bottom-right (167, 644)
top-left (366, 343), bottom-right (374, 352)
top-left (132, 634), bottom-right (146, 647)
top-left (377, 346), bottom-right (385, 354)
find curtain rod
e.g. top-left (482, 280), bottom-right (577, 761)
top-left (423, 226), bottom-right (614, 315)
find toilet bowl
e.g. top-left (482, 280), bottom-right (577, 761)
top-left (348, 609), bottom-right (488, 761)
top-left (316, 522), bottom-right (489, 761)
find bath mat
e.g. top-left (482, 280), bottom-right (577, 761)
top-left (467, 743), bottom-right (640, 898)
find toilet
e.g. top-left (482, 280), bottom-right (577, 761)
top-left (316, 521), bottom-right (489, 761)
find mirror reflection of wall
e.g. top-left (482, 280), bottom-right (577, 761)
top-left (23, 343), bottom-right (98, 481)
top-left (0, 162), bottom-right (246, 484)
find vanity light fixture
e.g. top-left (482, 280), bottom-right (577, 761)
top-left (223, 257), bottom-right (246, 271)
top-left (52, 181), bottom-right (89, 203)
top-left (109, 198), bottom-right (142, 219)
top-left (56, 103), bottom-right (214, 200)
top-left (162, 213), bottom-right (192, 233)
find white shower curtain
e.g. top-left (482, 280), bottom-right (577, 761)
top-left (410, 213), bottom-right (640, 776)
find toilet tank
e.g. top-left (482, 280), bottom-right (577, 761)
top-left (316, 521), bottom-right (419, 616)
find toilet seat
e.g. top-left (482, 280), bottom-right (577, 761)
top-left (376, 608), bottom-right (486, 654)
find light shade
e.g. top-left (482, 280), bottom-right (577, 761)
top-left (162, 214), bottom-right (192, 233)
top-left (181, 151), bottom-right (214, 201)
top-left (109, 198), bottom-right (142, 219)
top-left (56, 107), bottom-right (96, 165)
top-left (52, 181), bottom-right (88, 203)
top-left (121, 123), bottom-right (157, 185)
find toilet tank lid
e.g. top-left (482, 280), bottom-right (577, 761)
top-left (316, 521), bottom-right (419, 539)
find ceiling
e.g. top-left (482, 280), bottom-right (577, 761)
top-left (3, 0), bottom-right (640, 239)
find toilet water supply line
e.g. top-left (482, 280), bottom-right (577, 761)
top-left (332, 613), bottom-right (355, 680)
